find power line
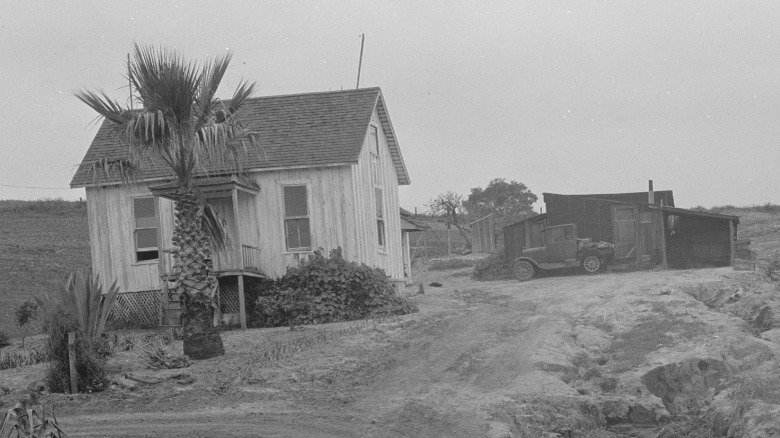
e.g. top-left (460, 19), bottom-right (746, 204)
top-left (0, 183), bottom-right (74, 190)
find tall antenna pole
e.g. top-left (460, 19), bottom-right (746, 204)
top-left (128, 53), bottom-right (134, 110)
top-left (355, 33), bottom-right (365, 89)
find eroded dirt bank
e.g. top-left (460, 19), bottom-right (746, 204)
top-left (3, 267), bottom-right (780, 437)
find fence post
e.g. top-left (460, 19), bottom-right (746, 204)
top-left (68, 332), bottom-right (78, 394)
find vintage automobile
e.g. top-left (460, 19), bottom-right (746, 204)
top-left (512, 223), bottom-right (615, 281)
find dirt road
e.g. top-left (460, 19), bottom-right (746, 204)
top-left (11, 267), bottom-right (778, 437)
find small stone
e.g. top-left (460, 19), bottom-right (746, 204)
top-left (660, 288), bottom-right (672, 295)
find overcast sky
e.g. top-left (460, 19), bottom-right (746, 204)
top-left (2, 1), bottom-right (780, 211)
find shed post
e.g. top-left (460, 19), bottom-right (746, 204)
top-left (155, 195), bottom-right (166, 326)
top-left (659, 211), bottom-right (668, 268)
top-left (729, 219), bottom-right (736, 267)
top-left (238, 274), bottom-right (247, 330)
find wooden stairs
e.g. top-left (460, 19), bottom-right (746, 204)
top-left (160, 291), bottom-right (183, 327)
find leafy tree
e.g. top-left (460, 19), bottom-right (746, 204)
top-left (14, 300), bottom-right (40, 349)
top-left (463, 178), bottom-right (537, 230)
top-left (427, 191), bottom-right (472, 250)
top-left (75, 44), bottom-right (257, 359)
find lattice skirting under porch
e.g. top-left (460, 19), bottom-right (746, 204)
top-left (218, 282), bottom-right (240, 314)
top-left (110, 290), bottom-right (162, 328)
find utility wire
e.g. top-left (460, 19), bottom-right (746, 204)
top-left (0, 183), bottom-right (74, 190)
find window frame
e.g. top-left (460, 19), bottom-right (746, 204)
top-left (281, 182), bottom-right (313, 253)
top-left (375, 186), bottom-right (385, 249)
top-left (369, 125), bottom-right (380, 157)
top-left (131, 196), bottom-right (159, 263)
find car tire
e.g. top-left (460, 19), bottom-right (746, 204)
top-left (581, 253), bottom-right (604, 274)
top-left (513, 260), bottom-right (535, 281)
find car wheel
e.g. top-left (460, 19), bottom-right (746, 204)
top-left (513, 260), bottom-right (535, 281)
top-left (581, 254), bottom-right (603, 274)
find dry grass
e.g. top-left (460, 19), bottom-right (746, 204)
top-left (729, 371), bottom-right (780, 404)
top-left (0, 347), bottom-right (48, 370)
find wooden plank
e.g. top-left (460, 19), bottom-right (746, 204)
top-left (68, 332), bottom-right (78, 394)
top-left (729, 219), bottom-right (736, 267)
top-left (232, 188), bottom-right (242, 268)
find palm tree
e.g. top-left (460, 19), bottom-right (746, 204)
top-left (76, 44), bottom-right (257, 359)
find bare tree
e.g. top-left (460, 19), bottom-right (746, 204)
top-left (427, 191), bottom-right (471, 254)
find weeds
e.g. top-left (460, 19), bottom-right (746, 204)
top-left (137, 338), bottom-right (190, 370)
top-left (251, 320), bottom-right (375, 365)
top-left (0, 347), bottom-right (48, 370)
top-left (729, 371), bottom-right (780, 404)
top-left (428, 257), bottom-right (477, 271)
top-left (0, 331), bottom-right (10, 349)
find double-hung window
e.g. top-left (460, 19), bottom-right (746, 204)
top-left (283, 185), bottom-right (311, 251)
top-left (133, 197), bottom-right (158, 262)
top-left (375, 187), bottom-right (385, 248)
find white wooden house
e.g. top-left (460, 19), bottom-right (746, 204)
top-left (70, 88), bottom-right (411, 327)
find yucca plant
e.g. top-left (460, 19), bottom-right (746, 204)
top-left (75, 44), bottom-right (258, 359)
top-left (0, 393), bottom-right (69, 438)
top-left (35, 271), bottom-right (119, 342)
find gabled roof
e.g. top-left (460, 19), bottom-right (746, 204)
top-left (70, 88), bottom-right (410, 188)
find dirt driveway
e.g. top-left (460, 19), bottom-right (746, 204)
top-left (5, 267), bottom-right (777, 437)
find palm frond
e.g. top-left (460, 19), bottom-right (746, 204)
top-left (129, 43), bottom-right (200, 123)
top-left (86, 157), bottom-right (135, 183)
top-left (194, 53), bottom-right (233, 128)
top-left (74, 90), bottom-right (132, 125)
top-left (228, 80), bottom-right (257, 114)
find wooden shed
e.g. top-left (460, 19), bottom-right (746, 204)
top-left (504, 190), bottom-right (739, 269)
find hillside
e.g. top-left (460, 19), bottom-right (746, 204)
top-left (0, 199), bottom-right (90, 337)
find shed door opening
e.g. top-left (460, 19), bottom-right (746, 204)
top-left (664, 213), bottom-right (731, 269)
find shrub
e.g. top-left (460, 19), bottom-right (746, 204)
top-left (44, 309), bottom-right (108, 393)
top-left (254, 248), bottom-right (417, 328)
top-left (36, 270), bottom-right (119, 393)
top-left (0, 331), bottom-right (10, 349)
top-left (35, 270), bottom-right (120, 343)
top-left (472, 252), bottom-right (513, 281)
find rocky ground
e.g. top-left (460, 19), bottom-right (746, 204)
top-left (3, 264), bottom-right (780, 437)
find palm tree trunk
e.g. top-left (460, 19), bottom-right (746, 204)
top-left (172, 187), bottom-right (224, 359)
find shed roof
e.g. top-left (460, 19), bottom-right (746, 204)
top-left (651, 205), bottom-right (740, 224)
top-left (70, 88), bottom-right (410, 188)
top-left (543, 191), bottom-right (675, 207)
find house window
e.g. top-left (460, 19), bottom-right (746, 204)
top-left (283, 185), bottom-right (311, 251)
top-left (370, 126), bottom-right (381, 185)
top-left (133, 197), bottom-right (158, 262)
top-left (375, 187), bottom-right (385, 247)
top-left (370, 125), bottom-right (380, 156)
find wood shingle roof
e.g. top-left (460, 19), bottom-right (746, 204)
top-left (70, 87), bottom-right (410, 187)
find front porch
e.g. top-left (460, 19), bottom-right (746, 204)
top-left (151, 175), bottom-right (266, 330)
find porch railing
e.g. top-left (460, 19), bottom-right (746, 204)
top-left (160, 245), bottom-right (261, 275)
top-left (242, 244), bottom-right (261, 271)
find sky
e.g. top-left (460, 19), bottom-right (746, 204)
top-left (2, 1), bottom-right (780, 211)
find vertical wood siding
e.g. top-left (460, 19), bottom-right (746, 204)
top-left (86, 107), bottom-right (406, 287)
top-left (349, 108), bottom-right (404, 280)
top-left (86, 183), bottom-right (172, 293)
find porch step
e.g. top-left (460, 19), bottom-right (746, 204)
top-left (160, 293), bottom-right (183, 326)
